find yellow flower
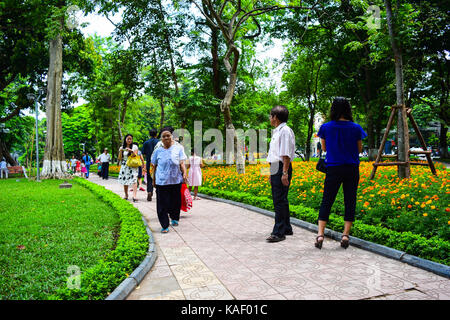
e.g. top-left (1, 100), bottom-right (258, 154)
top-left (423, 213), bottom-right (428, 217)
top-left (431, 206), bottom-right (436, 210)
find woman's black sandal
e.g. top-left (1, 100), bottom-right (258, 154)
top-left (315, 235), bottom-right (324, 249)
top-left (341, 234), bottom-right (350, 249)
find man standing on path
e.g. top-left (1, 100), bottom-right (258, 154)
top-left (142, 129), bottom-right (159, 201)
top-left (98, 148), bottom-right (111, 180)
top-left (266, 105), bottom-right (296, 243)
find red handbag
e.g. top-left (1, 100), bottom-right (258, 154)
top-left (180, 183), bottom-right (192, 212)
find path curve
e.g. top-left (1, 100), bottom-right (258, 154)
top-left (89, 175), bottom-right (450, 300)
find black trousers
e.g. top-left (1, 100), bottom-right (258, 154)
top-left (101, 162), bottom-right (109, 179)
top-left (270, 161), bottom-right (293, 237)
top-left (146, 159), bottom-right (153, 193)
top-left (318, 164), bottom-right (360, 222)
top-left (156, 183), bottom-right (182, 229)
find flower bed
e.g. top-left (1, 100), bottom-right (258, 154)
top-left (199, 162), bottom-right (450, 265)
top-left (49, 177), bottom-right (148, 300)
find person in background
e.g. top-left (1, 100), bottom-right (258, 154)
top-left (98, 148), bottom-right (111, 180)
top-left (266, 105), bottom-right (296, 243)
top-left (151, 126), bottom-right (187, 233)
top-left (80, 161), bottom-right (87, 178)
top-left (82, 152), bottom-right (92, 179)
top-left (142, 129), bottom-right (159, 201)
top-left (70, 155), bottom-right (77, 174)
top-left (187, 149), bottom-right (204, 200)
top-left (0, 158), bottom-right (8, 179)
top-left (130, 143), bottom-right (146, 192)
top-left (315, 97), bottom-right (367, 250)
top-left (118, 134), bottom-right (139, 202)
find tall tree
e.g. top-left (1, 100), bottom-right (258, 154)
top-left (191, 0), bottom-right (317, 172)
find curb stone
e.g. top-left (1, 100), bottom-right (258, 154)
top-left (198, 193), bottom-right (450, 279)
top-left (106, 216), bottom-right (158, 300)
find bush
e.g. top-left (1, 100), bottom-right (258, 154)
top-left (48, 177), bottom-right (148, 300)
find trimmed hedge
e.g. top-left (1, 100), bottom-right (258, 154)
top-left (48, 177), bottom-right (149, 300)
top-left (199, 187), bottom-right (450, 266)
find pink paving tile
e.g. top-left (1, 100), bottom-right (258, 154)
top-left (248, 263), bottom-right (298, 280)
top-left (263, 274), bottom-right (319, 293)
top-left (225, 280), bottom-right (279, 300)
top-left (282, 288), bottom-right (342, 300)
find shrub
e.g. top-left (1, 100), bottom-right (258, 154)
top-left (48, 177), bottom-right (148, 300)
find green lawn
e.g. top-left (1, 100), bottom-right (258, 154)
top-left (0, 178), bottom-right (120, 299)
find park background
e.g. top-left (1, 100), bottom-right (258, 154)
top-left (0, 0), bottom-right (449, 300)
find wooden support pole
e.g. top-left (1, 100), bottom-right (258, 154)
top-left (373, 161), bottom-right (408, 167)
top-left (407, 112), bottom-right (437, 175)
top-left (370, 107), bottom-right (396, 180)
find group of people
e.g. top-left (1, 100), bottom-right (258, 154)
top-left (266, 97), bottom-right (366, 250)
top-left (69, 153), bottom-right (94, 178)
top-left (115, 96), bottom-right (366, 249)
top-left (117, 128), bottom-right (203, 233)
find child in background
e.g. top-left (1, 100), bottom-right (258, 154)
top-left (81, 162), bottom-right (87, 178)
top-left (75, 160), bottom-right (81, 176)
top-left (187, 149), bottom-right (203, 200)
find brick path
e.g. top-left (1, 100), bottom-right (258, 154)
top-left (89, 175), bottom-right (450, 300)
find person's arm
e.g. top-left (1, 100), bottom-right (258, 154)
top-left (357, 140), bottom-right (363, 153)
top-left (321, 138), bottom-right (326, 152)
top-left (180, 160), bottom-right (187, 184)
top-left (118, 148), bottom-right (123, 162)
top-left (281, 156), bottom-right (290, 186)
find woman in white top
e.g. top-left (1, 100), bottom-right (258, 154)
top-left (187, 149), bottom-right (203, 200)
top-left (118, 134), bottom-right (139, 202)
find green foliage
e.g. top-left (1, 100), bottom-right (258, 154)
top-left (49, 177), bottom-right (148, 300)
top-left (0, 178), bottom-right (120, 299)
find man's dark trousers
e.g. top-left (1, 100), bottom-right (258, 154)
top-left (270, 161), bottom-right (293, 237)
top-left (101, 162), bottom-right (109, 180)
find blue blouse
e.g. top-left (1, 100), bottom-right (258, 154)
top-left (151, 144), bottom-right (186, 185)
top-left (317, 121), bottom-right (367, 166)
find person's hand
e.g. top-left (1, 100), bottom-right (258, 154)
top-left (281, 174), bottom-right (289, 186)
top-left (183, 173), bottom-right (188, 185)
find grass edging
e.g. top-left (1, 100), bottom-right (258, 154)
top-left (198, 187), bottom-right (450, 271)
top-left (49, 177), bottom-right (150, 300)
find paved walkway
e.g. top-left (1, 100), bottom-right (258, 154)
top-left (89, 175), bottom-right (450, 300)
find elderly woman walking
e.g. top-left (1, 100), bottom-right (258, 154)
top-left (151, 126), bottom-right (187, 233)
top-left (118, 134), bottom-right (140, 202)
top-left (315, 97), bottom-right (367, 249)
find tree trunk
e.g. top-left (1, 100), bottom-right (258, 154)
top-left (0, 137), bottom-right (17, 166)
top-left (440, 123), bottom-right (449, 158)
top-left (385, 0), bottom-right (410, 179)
top-left (41, 31), bottom-right (68, 179)
top-left (159, 97), bottom-right (165, 132)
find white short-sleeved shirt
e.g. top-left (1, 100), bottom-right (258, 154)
top-left (98, 153), bottom-right (111, 163)
top-left (266, 123), bottom-right (296, 163)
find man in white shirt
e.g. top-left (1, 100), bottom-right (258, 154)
top-left (98, 148), bottom-right (111, 180)
top-left (266, 105), bottom-right (296, 242)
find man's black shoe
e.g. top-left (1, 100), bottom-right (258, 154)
top-left (285, 231), bottom-right (293, 236)
top-left (266, 235), bottom-right (286, 242)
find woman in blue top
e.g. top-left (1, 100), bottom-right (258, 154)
top-left (151, 126), bottom-right (187, 233)
top-left (315, 97), bottom-right (367, 249)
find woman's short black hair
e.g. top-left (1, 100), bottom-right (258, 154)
top-left (159, 126), bottom-right (174, 137)
top-left (122, 134), bottom-right (133, 148)
top-left (270, 105), bottom-right (289, 123)
top-left (330, 97), bottom-right (354, 122)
